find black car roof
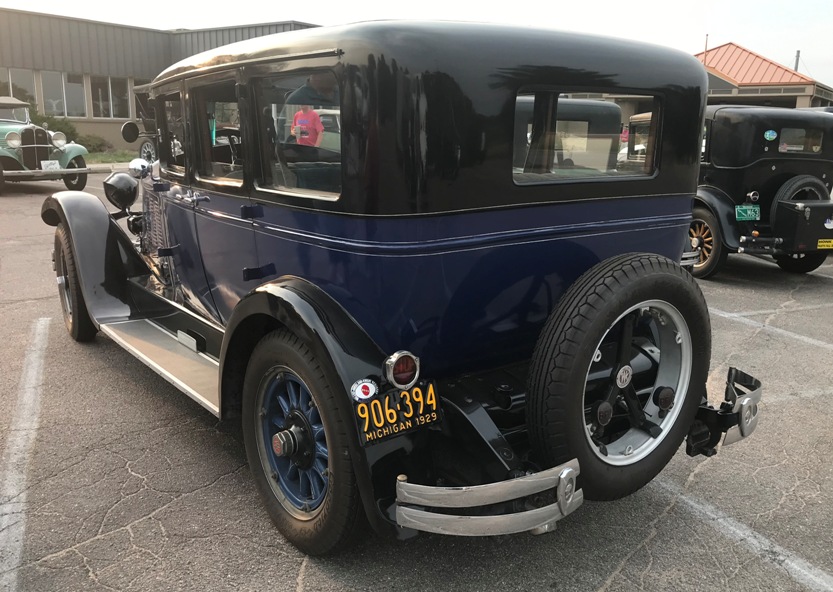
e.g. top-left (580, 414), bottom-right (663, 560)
top-left (151, 20), bottom-right (706, 94)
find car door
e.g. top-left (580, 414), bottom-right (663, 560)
top-left (187, 74), bottom-right (259, 325)
top-left (154, 87), bottom-right (219, 322)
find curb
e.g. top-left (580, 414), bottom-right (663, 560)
top-left (88, 163), bottom-right (130, 174)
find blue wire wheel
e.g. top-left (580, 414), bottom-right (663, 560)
top-left (255, 365), bottom-right (329, 519)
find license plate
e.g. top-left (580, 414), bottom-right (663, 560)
top-left (735, 204), bottom-right (760, 221)
top-left (40, 160), bottom-right (60, 171)
top-left (818, 239), bottom-right (833, 249)
top-left (354, 382), bottom-right (441, 445)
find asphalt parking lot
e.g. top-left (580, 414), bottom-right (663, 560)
top-left (1, 173), bottom-right (832, 592)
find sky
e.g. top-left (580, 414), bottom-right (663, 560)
top-left (2, 0), bottom-right (833, 85)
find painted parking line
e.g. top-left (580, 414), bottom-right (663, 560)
top-left (0, 318), bottom-right (51, 591)
top-left (710, 307), bottom-right (833, 352)
top-left (656, 480), bottom-right (833, 591)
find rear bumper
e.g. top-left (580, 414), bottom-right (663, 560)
top-left (395, 458), bottom-right (582, 536)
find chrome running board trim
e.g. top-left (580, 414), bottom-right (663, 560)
top-left (100, 319), bottom-right (220, 416)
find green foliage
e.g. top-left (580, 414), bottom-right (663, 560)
top-left (29, 111), bottom-right (79, 141)
top-left (76, 134), bottom-right (113, 153)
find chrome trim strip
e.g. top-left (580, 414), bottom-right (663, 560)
top-left (100, 320), bottom-right (220, 416)
top-left (395, 459), bottom-right (583, 537)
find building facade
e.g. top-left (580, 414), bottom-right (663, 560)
top-left (0, 8), bottom-right (315, 149)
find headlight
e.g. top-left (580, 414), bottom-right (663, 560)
top-left (5, 131), bottom-right (21, 149)
top-left (51, 132), bottom-right (67, 149)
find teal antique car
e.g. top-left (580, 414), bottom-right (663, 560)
top-left (0, 96), bottom-right (90, 194)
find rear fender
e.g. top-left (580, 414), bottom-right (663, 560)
top-left (41, 191), bottom-right (150, 324)
top-left (695, 186), bottom-right (741, 250)
top-left (220, 278), bottom-right (395, 534)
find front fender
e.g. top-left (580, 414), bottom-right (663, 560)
top-left (59, 143), bottom-right (89, 165)
top-left (220, 278), bottom-right (398, 534)
top-left (41, 191), bottom-right (150, 324)
top-left (696, 186), bottom-right (741, 250)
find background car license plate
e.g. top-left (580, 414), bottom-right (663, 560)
top-left (735, 204), bottom-right (760, 221)
top-left (40, 160), bottom-right (60, 171)
top-left (354, 382), bottom-right (440, 445)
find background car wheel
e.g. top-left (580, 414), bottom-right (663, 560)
top-left (773, 252), bottom-right (828, 274)
top-left (527, 253), bottom-right (710, 500)
top-left (139, 139), bottom-right (157, 162)
top-left (54, 223), bottom-right (97, 342)
top-left (63, 156), bottom-right (88, 191)
top-left (689, 206), bottom-right (727, 279)
top-left (242, 330), bottom-right (361, 556)
top-left (769, 174), bottom-right (830, 226)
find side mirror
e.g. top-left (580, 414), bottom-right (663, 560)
top-left (128, 158), bottom-right (150, 179)
top-left (121, 121), bottom-right (140, 143)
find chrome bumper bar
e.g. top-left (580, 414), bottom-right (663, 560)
top-left (395, 458), bottom-right (583, 536)
top-left (4, 167), bottom-right (92, 177)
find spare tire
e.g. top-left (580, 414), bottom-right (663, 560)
top-left (769, 174), bottom-right (830, 227)
top-left (527, 253), bottom-right (710, 500)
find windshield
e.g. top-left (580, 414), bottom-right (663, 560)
top-left (0, 107), bottom-right (29, 123)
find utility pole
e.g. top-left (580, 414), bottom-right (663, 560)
top-left (795, 50), bottom-right (800, 71)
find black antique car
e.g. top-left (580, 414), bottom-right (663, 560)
top-left (690, 105), bottom-right (833, 278)
top-left (41, 21), bottom-right (761, 555)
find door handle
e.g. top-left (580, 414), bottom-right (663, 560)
top-left (183, 193), bottom-right (211, 205)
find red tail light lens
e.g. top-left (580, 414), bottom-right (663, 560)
top-left (384, 351), bottom-right (420, 389)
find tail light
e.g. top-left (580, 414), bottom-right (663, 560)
top-left (385, 351), bottom-right (420, 390)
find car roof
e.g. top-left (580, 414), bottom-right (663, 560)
top-left (705, 104), bottom-right (833, 126)
top-left (150, 20), bottom-right (706, 94)
top-left (0, 96), bottom-right (29, 109)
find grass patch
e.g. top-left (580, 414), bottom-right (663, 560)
top-left (85, 150), bottom-right (137, 164)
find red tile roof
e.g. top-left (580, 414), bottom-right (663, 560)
top-left (694, 42), bottom-right (814, 86)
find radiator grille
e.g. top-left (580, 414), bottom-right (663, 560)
top-left (141, 191), bottom-right (166, 256)
top-left (21, 128), bottom-right (51, 170)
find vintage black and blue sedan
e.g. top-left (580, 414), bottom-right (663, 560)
top-left (42, 21), bottom-right (761, 555)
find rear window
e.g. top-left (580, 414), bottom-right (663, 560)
top-left (513, 92), bottom-right (659, 185)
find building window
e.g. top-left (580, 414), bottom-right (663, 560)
top-left (111, 78), bottom-right (129, 118)
top-left (64, 74), bottom-right (86, 117)
top-left (42, 71), bottom-right (66, 116)
top-left (91, 76), bottom-right (111, 117)
top-left (91, 76), bottom-right (130, 118)
top-left (5, 68), bottom-right (36, 104)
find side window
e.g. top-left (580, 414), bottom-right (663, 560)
top-left (159, 93), bottom-right (187, 175)
top-left (254, 70), bottom-right (341, 197)
top-left (779, 128), bottom-right (823, 154)
top-left (192, 81), bottom-right (243, 184)
top-left (513, 92), bottom-right (659, 185)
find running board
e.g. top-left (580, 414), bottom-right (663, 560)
top-left (100, 319), bottom-right (220, 416)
